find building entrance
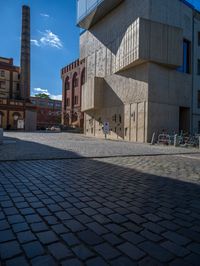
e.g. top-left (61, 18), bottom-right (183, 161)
top-left (179, 107), bottom-right (190, 133)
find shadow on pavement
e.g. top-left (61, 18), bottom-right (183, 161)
top-left (0, 135), bottom-right (200, 264)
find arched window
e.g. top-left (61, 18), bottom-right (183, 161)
top-left (73, 73), bottom-right (78, 88)
top-left (65, 76), bottom-right (70, 90)
top-left (81, 68), bottom-right (85, 85)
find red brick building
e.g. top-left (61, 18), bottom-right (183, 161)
top-left (61, 59), bottom-right (85, 128)
top-left (30, 97), bottom-right (62, 130)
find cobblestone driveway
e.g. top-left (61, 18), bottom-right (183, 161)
top-left (0, 151), bottom-right (200, 265)
top-left (0, 156), bottom-right (200, 266)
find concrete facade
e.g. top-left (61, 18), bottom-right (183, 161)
top-left (78, 0), bottom-right (200, 142)
top-left (61, 59), bottom-right (85, 129)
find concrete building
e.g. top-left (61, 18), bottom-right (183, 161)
top-left (61, 59), bottom-right (85, 129)
top-left (77, 0), bottom-right (200, 142)
top-left (30, 97), bottom-right (62, 130)
top-left (0, 5), bottom-right (36, 131)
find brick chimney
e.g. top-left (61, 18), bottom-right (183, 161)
top-left (20, 5), bottom-right (30, 100)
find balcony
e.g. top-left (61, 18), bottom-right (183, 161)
top-left (77, 0), bottom-right (124, 29)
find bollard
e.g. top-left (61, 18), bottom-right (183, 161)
top-left (0, 128), bottom-right (3, 145)
top-left (174, 134), bottom-right (179, 147)
top-left (151, 132), bottom-right (155, 145)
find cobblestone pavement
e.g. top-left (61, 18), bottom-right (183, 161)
top-left (0, 132), bottom-right (199, 161)
top-left (0, 152), bottom-right (200, 265)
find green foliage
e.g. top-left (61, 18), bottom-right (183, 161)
top-left (35, 93), bottom-right (50, 99)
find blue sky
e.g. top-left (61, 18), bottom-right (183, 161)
top-left (0, 0), bottom-right (79, 100)
top-left (1, 0), bottom-right (200, 100)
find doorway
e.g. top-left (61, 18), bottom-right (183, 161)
top-left (179, 107), bottom-right (190, 133)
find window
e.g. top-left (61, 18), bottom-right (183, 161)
top-left (112, 114), bottom-right (117, 122)
top-left (67, 98), bottom-right (70, 106)
top-left (198, 60), bottom-right (200, 75)
top-left (81, 69), bottom-right (85, 85)
top-left (74, 96), bottom-right (78, 105)
top-left (73, 73), bottom-right (78, 88)
top-left (119, 114), bottom-right (122, 123)
top-left (198, 32), bottom-right (200, 46)
top-left (0, 71), bottom-right (5, 77)
top-left (198, 90), bottom-right (200, 108)
top-left (65, 77), bottom-right (70, 90)
top-left (0, 81), bottom-right (6, 89)
top-left (177, 39), bottom-right (191, 74)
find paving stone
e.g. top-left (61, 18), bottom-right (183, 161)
top-left (31, 222), bottom-right (49, 232)
top-left (187, 243), bottom-right (200, 255)
top-left (64, 219), bottom-right (85, 232)
top-left (122, 222), bottom-right (141, 232)
top-left (25, 214), bottom-right (42, 223)
top-left (17, 230), bottom-right (37, 243)
top-left (103, 233), bottom-right (123, 245)
top-left (4, 207), bottom-right (19, 215)
top-left (110, 256), bottom-right (137, 266)
top-left (184, 253), bottom-right (200, 266)
top-left (12, 222), bottom-right (30, 233)
top-left (0, 229), bottom-right (15, 242)
top-left (105, 223), bottom-right (126, 234)
top-left (161, 241), bottom-right (190, 257)
top-left (5, 256), bottom-right (29, 266)
top-left (37, 207), bottom-right (51, 216)
top-left (0, 220), bottom-right (10, 230)
top-left (72, 245), bottom-right (94, 260)
top-left (20, 207), bottom-right (35, 215)
top-left (62, 258), bottom-right (83, 266)
top-left (86, 257), bottom-right (109, 266)
top-left (141, 229), bottom-right (163, 242)
top-left (43, 215), bottom-right (59, 225)
top-left (7, 214), bottom-right (25, 224)
top-left (162, 231), bottom-right (191, 246)
top-left (0, 241), bottom-right (22, 259)
top-left (139, 241), bottom-right (174, 262)
top-left (55, 211), bottom-right (72, 220)
top-left (51, 223), bottom-right (68, 234)
top-left (23, 241), bottom-right (44, 258)
top-left (118, 242), bottom-right (146, 260)
top-left (169, 258), bottom-right (191, 266)
top-left (61, 232), bottom-right (80, 246)
top-left (48, 242), bottom-right (72, 260)
top-left (37, 231), bottom-right (58, 244)
top-left (78, 229), bottom-right (104, 245)
top-left (177, 228), bottom-right (200, 243)
top-left (138, 256), bottom-right (165, 266)
top-left (159, 220), bottom-right (180, 231)
top-left (94, 242), bottom-right (121, 260)
top-left (126, 213), bottom-right (146, 224)
top-left (86, 222), bottom-right (108, 235)
top-left (31, 255), bottom-right (57, 266)
top-left (121, 231), bottom-right (145, 244)
top-left (82, 207), bottom-right (98, 216)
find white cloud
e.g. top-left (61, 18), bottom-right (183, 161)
top-left (50, 94), bottom-right (62, 100)
top-left (31, 39), bottom-right (40, 47)
top-left (31, 30), bottom-right (63, 49)
top-left (40, 13), bottom-right (50, 18)
top-left (32, 88), bottom-right (62, 101)
top-left (40, 30), bottom-right (63, 49)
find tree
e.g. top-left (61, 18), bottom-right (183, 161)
top-left (35, 93), bottom-right (50, 99)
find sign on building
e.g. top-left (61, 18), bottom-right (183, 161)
top-left (103, 122), bottom-right (110, 134)
top-left (17, 119), bottom-right (24, 129)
